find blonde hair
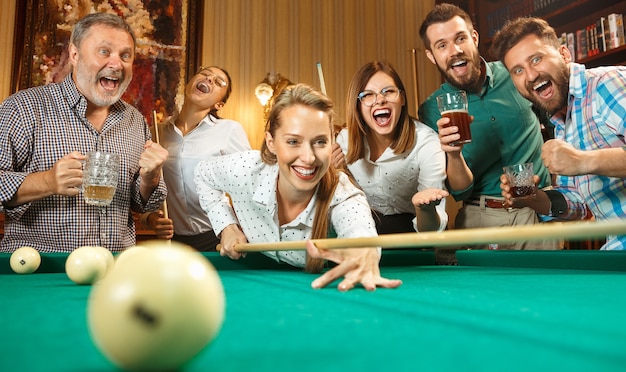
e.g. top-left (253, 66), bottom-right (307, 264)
top-left (261, 84), bottom-right (338, 273)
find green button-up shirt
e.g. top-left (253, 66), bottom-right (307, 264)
top-left (418, 60), bottom-right (551, 201)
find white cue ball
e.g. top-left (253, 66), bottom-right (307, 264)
top-left (90, 246), bottom-right (115, 274)
top-left (87, 240), bottom-right (225, 371)
top-left (65, 246), bottom-right (109, 285)
top-left (113, 245), bottom-right (149, 268)
top-left (10, 246), bottom-right (41, 274)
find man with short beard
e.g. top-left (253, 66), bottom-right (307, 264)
top-left (0, 13), bottom-right (168, 253)
top-left (418, 4), bottom-right (556, 251)
top-left (491, 17), bottom-right (626, 251)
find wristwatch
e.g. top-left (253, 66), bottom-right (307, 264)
top-left (545, 190), bottom-right (567, 217)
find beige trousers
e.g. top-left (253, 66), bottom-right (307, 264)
top-left (454, 203), bottom-right (561, 250)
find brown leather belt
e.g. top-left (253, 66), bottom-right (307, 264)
top-left (464, 198), bottom-right (507, 209)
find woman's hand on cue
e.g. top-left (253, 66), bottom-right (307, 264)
top-left (306, 241), bottom-right (403, 291)
top-left (217, 224), bottom-right (248, 260)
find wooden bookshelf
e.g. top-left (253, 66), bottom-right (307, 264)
top-left (439, 0), bottom-right (626, 66)
top-left (579, 44), bottom-right (626, 66)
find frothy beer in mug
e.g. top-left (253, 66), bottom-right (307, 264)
top-left (83, 152), bottom-right (119, 207)
top-left (84, 185), bottom-right (117, 206)
top-left (437, 91), bottom-right (471, 145)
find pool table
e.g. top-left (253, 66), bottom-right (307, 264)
top-left (1, 249), bottom-right (626, 371)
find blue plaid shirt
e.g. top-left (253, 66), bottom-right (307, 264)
top-left (549, 63), bottom-right (626, 250)
top-left (0, 75), bottom-right (167, 252)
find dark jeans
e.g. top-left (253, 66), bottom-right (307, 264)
top-left (372, 211), bottom-right (415, 234)
top-left (173, 230), bottom-right (220, 252)
top-left (372, 211), bottom-right (450, 263)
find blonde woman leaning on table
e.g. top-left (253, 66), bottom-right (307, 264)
top-left (141, 66), bottom-right (251, 251)
top-left (194, 84), bottom-right (402, 291)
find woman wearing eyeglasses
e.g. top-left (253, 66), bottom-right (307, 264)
top-left (333, 61), bottom-right (448, 234)
top-left (142, 66), bottom-right (251, 251)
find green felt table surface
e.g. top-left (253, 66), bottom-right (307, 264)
top-left (1, 249), bottom-right (626, 372)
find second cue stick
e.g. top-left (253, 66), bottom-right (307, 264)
top-left (151, 110), bottom-right (171, 245)
top-left (316, 62), bottom-right (327, 95)
top-left (151, 110), bottom-right (169, 220)
top-left (410, 48), bottom-right (419, 113)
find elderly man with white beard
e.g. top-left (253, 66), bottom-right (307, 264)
top-left (0, 12), bottom-right (168, 253)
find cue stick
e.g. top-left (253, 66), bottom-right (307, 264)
top-left (151, 111), bottom-right (171, 245)
top-left (152, 110), bottom-right (169, 218)
top-left (316, 62), bottom-right (327, 95)
top-left (219, 220), bottom-right (626, 252)
top-left (316, 62), bottom-right (340, 139)
top-left (151, 110), bottom-right (168, 219)
top-left (410, 48), bottom-right (420, 113)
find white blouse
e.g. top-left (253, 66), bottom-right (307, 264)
top-left (157, 115), bottom-right (250, 236)
top-left (336, 118), bottom-right (448, 232)
top-left (194, 150), bottom-right (378, 267)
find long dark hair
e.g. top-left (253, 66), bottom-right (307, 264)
top-left (344, 61), bottom-right (413, 164)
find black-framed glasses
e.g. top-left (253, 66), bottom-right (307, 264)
top-left (358, 86), bottom-right (402, 107)
top-left (197, 67), bottom-right (228, 88)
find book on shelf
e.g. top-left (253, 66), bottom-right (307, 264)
top-left (607, 13), bottom-right (625, 50)
top-left (597, 17), bottom-right (607, 53)
top-left (585, 25), bottom-right (595, 57)
top-left (566, 32), bottom-right (576, 61)
top-left (576, 28), bottom-right (587, 61)
top-left (589, 24), bottom-right (599, 57)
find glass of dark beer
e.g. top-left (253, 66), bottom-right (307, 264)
top-left (503, 162), bottom-right (537, 200)
top-left (436, 91), bottom-right (471, 145)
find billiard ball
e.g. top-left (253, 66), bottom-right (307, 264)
top-left (65, 246), bottom-right (109, 285)
top-left (90, 246), bottom-right (115, 274)
top-left (87, 240), bottom-right (225, 371)
top-left (10, 246), bottom-right (41, 274)
top-left (113, 245), bottom-right (149, 268)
